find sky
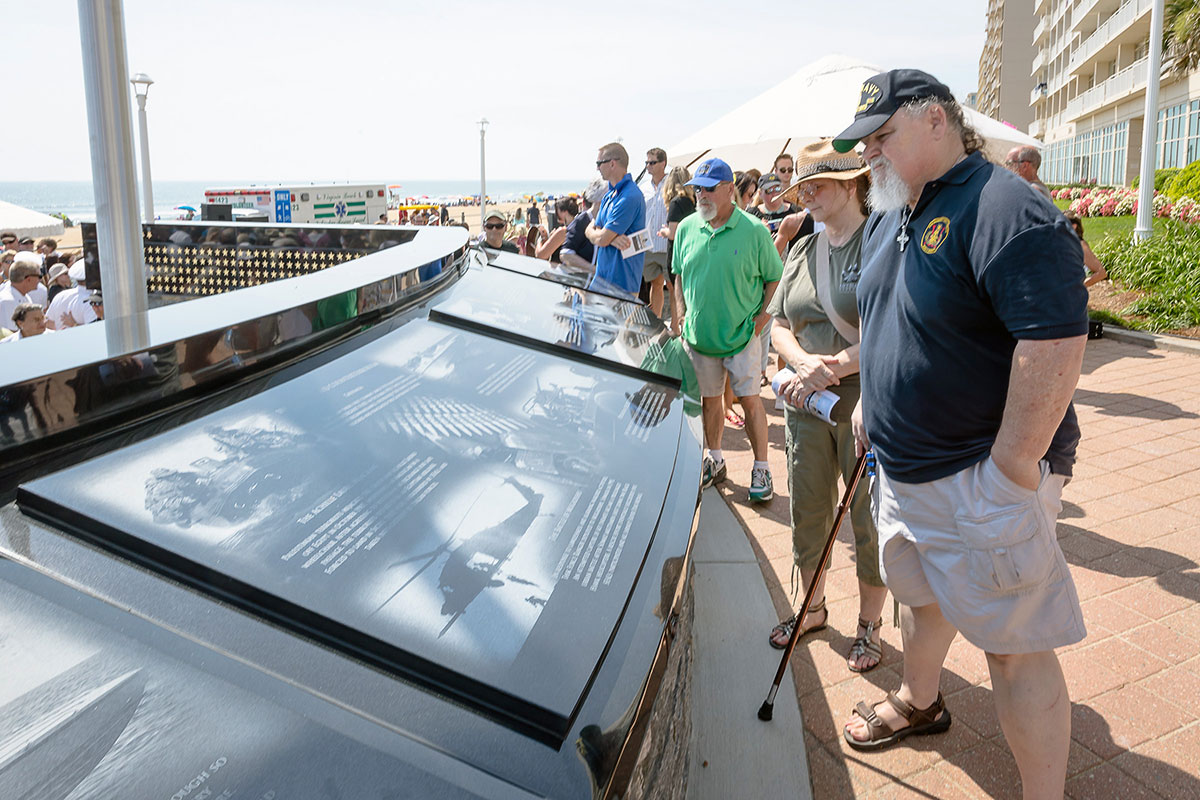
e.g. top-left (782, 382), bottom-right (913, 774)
top-left (2, 0), bottom-right (988, 184)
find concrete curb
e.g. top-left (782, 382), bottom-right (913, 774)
top-left (1099, 325), bottom-right (1200, 355)
top-left (687, 488), bottom-right (812, 800)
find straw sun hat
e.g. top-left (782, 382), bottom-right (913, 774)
top-left (780, 139), bottom-right (869, 205)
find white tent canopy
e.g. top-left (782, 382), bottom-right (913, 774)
top-left (668, 54), bottom-right (1043, 173)
top-left (0, 200), bottom-right (65, 240)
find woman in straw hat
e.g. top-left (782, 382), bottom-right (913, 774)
top-left (765, 139), bottom-right (888, 673)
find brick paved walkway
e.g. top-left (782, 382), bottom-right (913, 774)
top-left (715, 337), bottom-right (1200, 799)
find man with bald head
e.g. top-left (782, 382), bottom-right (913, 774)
top-left (1006, 145), bottom-right (1051, 199)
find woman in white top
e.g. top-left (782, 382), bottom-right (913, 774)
top-left (2, 302), bottom-right (51, 342)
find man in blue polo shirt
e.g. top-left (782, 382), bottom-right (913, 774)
top-left (585, 142), bottom-right (645, 296)
top-left (836, 70), bottom-right (1088, 799)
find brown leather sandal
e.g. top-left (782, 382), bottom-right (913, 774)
top-left (843, 691), bottom-right (952, 752)
top-left (848, 616), bottom-right (883, 673)
top-left (768, 598), bottom-right (827, 650)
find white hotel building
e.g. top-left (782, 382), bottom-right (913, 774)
top-left (1028, 0), bottom-right (1198, 185)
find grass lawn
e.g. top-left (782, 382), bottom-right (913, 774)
top-left (1052, 199), bottom-right (1169, 243)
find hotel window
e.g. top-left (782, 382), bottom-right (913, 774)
top-left (1158, 103), bottom-right (1188, 168)
top-left (1188, 100), bottom-right (1200, 163)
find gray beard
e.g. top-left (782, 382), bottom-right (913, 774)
top-left (697, 201), bottom-right (718, 221)
top-left (867, 158), bottom-right (912, 213)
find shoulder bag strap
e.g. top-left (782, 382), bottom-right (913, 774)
top-left (813, 231), bottom-right (860, 345)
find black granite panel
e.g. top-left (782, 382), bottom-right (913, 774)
top-left (19, 319), bottom-right (685, 744)
top-left (0, 559), bottom-right (534, 799)
top-left (434, 267), bottom-right (699, 398)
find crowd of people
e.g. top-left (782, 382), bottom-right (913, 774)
top-left (1, 65), bottom-right (1107, 798)
top-left (0, 233), bottom-right (100, 342)
top-left (474, 68), bottom-right (1100, 799)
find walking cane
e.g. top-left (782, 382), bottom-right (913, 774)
top-left (758, 449), bottom-right (870, 721)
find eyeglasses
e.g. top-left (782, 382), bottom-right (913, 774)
top-left (695, 184), bottom-right (728, 195)
top-left (645, 159), bottom-right (662, 166)
top-left (484, 222), bottom-right (505, 230)
top-left (596, 157), bottom-right (617, 168)
top-left (798, 181), bottom-right (829, 198)
top-left (776, 167), bottom-right (794, 174)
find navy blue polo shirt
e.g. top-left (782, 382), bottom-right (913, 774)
top-left (593, 173), bottom-right (645, 294)
top-left (858, 151), bottom-right (1088, 484)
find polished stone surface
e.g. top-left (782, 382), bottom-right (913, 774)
top-left (434, 266), bottom-right (697, 391)
top-left (20, 319), bottom-right (688, 742)
top-left (0, 559), bottom-right (533, 799)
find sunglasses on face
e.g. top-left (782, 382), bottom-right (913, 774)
top-left (695, 184), bottom-right (727, 195)
top-left (596, 157), bottom-right (617, 168)
top-left (484, 222), bottom-right (505, 230)
top-left (776, 167), bottom-right (794, 174)
top-left (645, 159), bottom-right (662, 166)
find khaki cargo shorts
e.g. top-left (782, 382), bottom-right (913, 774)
top-left (872, 455), bottom-right (1086, 654)
top-left (684, 334), bottom-right (763, 398)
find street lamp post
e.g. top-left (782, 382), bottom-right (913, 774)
top-left (130, 72), bottom-right (155, 224)
top-left (478, 118), bottom-right (489, 230)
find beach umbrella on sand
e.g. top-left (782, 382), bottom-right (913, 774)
top-left (175, 205), bottom-right (197, 212)
top-left (668, 54), bottom-right (1043, 174)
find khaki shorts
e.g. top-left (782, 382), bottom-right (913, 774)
top-left (873, 455), bottom-right (1086, 654)
top-left (685, 335), bottom-right (763, 398)
top-left (643, 251), bottom-right (670, 282)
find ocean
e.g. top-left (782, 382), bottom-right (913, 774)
top-left (0, 179), bottom-right (591, 223)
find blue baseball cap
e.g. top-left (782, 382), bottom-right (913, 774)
top-left (686, 158), bottom-right (735, 188)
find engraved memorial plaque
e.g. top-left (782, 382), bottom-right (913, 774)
top-left (20, 320), bottom-right (686, 743)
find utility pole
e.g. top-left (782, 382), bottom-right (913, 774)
top-left (77, 0), bottom-right (150, 354)
top-left (1135, 0), bottom-right (1166, 241)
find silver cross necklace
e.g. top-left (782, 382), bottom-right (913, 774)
top-left (897, 204), bottom-right (915, 252)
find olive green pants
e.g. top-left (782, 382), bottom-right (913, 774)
top-left (784, 402), bottom-right (883, 587)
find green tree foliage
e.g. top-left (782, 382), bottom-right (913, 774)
top-left (1165, 0), bottom-right (1200, 79)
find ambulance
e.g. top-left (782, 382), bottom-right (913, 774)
top-left (202, 183), bottom-right (388, 224)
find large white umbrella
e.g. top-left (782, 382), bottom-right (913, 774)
top-left (668, 54), bottom-right (1042, 173)
top-left (0, 200), bottom-right (65, 239)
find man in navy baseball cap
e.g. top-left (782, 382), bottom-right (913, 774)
top-left (832, 69), bottom-right (953, 153)
top-left (685, 157), bottom-right (735, 188)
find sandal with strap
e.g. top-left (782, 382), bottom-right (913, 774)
top-left (724, 409), bottom-right (745, 429)
top-left (848, 616), bottom-right (883, 673)
top-left (768, 598), bottom-right (827, 650)
top-left (843, 691), bottom-right (952, 752)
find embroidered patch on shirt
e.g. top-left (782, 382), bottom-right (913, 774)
top-left (920, 217), bottom-right (950, 254)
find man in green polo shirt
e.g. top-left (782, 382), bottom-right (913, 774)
top-left (671, 157), bottom-right (783, 502)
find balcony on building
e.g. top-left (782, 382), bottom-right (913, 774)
top-left (1034, 16), bottom-right (1050, 46)
top-left (1032, 48), bottom-right (1049, 75)
top-left (1065, 55), bottom-right (1147, 118)
top-left (1068, 0), bottom-right (1152, 77)
top-left (1072, 0), bottom-right (1124, 33)
top-left (1031, 82), bottom-right (1049, 107)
